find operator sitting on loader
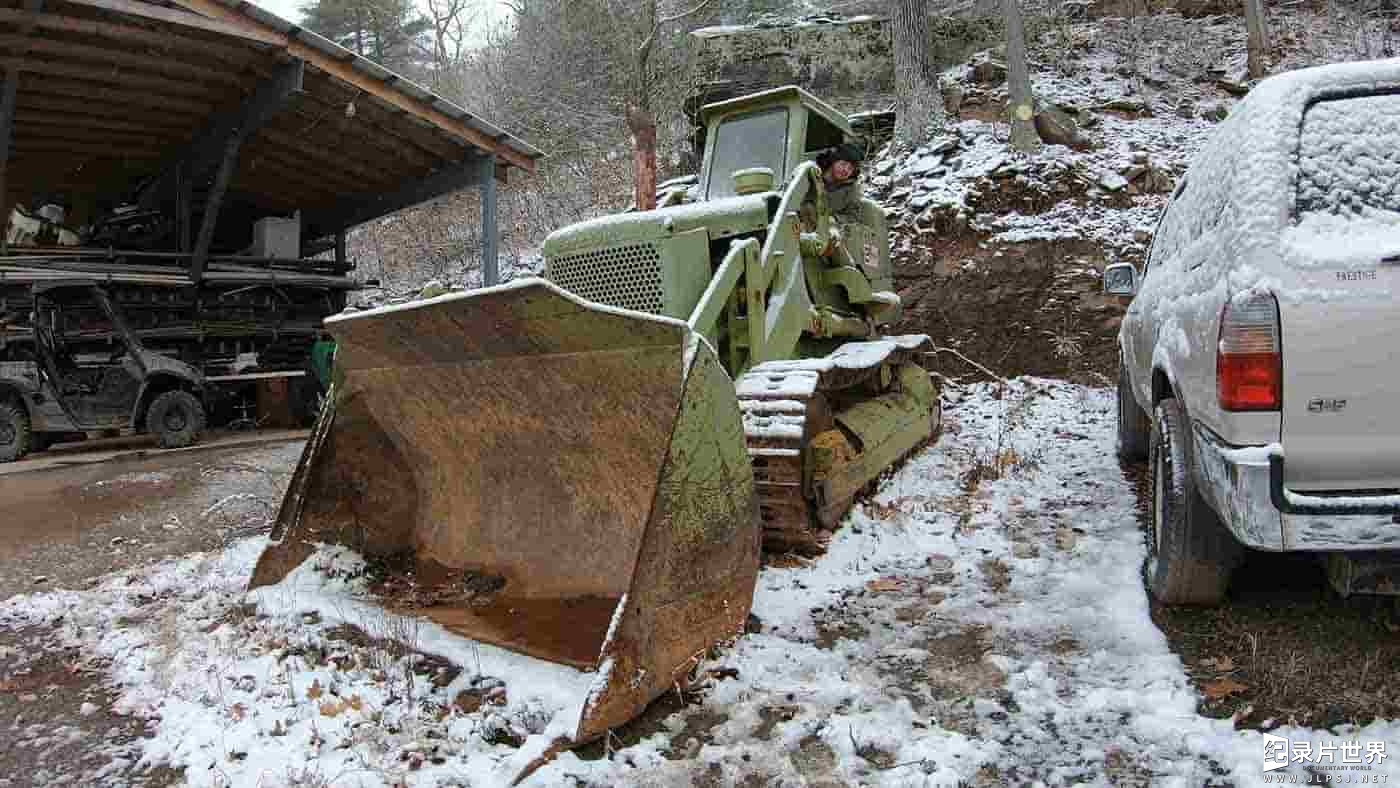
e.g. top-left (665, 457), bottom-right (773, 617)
top-left (815, 142), bottom-right (866, 223)
top-left (804, 141), bottom-right (868, 267)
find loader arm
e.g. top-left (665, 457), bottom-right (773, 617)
top-left (687, 162), bottom-right (832, 373)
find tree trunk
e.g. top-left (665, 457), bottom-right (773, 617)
top-left (1003, 0), bottom-right (1039, 153)
top-left (628, 104), bottom-right (658, 212)
top-left (891, 0), bottom-right (944, 149)
top-left (1244, 0), bottom-right (1269, 79)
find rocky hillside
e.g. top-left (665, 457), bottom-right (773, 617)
top-left (878, 2), bottom-right (1392, 382)
top-left (344, 2), bottom-right (1394, 377)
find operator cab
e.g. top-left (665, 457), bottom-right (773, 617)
top-left (699, 86), bottom-right (856, 201)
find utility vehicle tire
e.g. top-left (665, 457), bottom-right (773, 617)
top-left (148, 390), bottom-right (206, 449)
top-left (0, 399), bottom-right (31, 462)
top-left (1117, 362), bottom-right (1150, 462)
top-left (1147, 398), bottom-right (1240, 606)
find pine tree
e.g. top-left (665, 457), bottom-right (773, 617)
top-left (299, 0), bottom-right (430, 73)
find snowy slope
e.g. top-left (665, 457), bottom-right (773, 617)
top-left (2, 382), bottom-right (1397, 787)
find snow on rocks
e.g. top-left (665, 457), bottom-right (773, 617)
top-left (875, 41), bottom-right (1224, 270)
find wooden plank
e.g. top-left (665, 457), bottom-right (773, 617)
top-left (235, 147), bottom-right (365, 199)
top-left (0, 34), bottom-right (250, 87)
top-left (15, 109), bottom-right (193, 135)
top-left (303, 155), bottom-right (484, 236)
top-left (229, 145), bottom-right (357, 199)
top-left (0, 67), bottom-right (19, 224)
top-left (0, 7), bottom-right (267, 69)
top-left (14, 93), bottom-right (208, 125)
top-left (1, 57), bottom-right (226, 99)
top-left (11, 143), bottom-right (162, 158)
top-left (24, 75), bottom-right (217, 114)
top-left (301, 71), bottom-right (469, 164)
top-left (248, 124), bottom-right (405, 189)
top-left (273, 91), bottom-right (441, 174)
top-left (13, 123), bottom-right (182, 148)
top-left (12, 138), bottom-right (164, 154)
top-left (167, 0), bottom-right (534, 173)
top-left (59, 0), bottom-right (287, 47)
top-left (1, 0), bottom-right (42, 222)
top-left (136, 59), bottom-right (303, 209)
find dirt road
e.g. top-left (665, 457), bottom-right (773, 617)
top-left (0, 435), bottom-right (303, 601)
top-left (0, 434), bottom-right (304, 786)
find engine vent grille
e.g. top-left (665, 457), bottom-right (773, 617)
top-left (545, 242), bottom-right (664, 314)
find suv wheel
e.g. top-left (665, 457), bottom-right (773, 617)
top-left (147, 390), bottom-right (206, 449)
top-left (1117, 362), bottom-right (1150, 462)
top-left (0, 399), bottom-right (31, 462)
top-left (1147, 398), bottom-right (1240, 605)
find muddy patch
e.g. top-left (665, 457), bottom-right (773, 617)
top-left (1126, 459), bottom-right (1400, 728)
top-left (0, 625), bottom-right (181, 787)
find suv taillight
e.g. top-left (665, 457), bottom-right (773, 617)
top-left (1218, 291), bottom-right (1282, 411)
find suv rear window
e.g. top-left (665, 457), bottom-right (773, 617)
top-left (1296, 93), bottom-right (1400, 222)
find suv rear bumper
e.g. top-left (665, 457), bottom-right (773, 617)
top-left (1191, 423), bottom-right (1400, 551)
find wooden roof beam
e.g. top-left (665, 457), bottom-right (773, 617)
top-left (135, 58), bottom-right (303, 209)
top-left (243, 128), bottom-right (400, 191)
top-left (262, 101), bottom-right (440, 174)
top-left (1, 56), bottom-right (242, 99)
top-left (168, 0), bottom-right (534, 174)
top-left (15, 109), bottom-right (195, 135)
top-left (0, 6), bottom-right (269, 69)
top-left (238, 145), bottom-right (371, 197)
top-left (301, 71), bottom-right (468, 164)
top-left (16, 93), bottom-right (208, 124)
top-left (0, 0), bottom-right (43, 224)
top-left (0, 34), bottom-right (250, 88)
top-left (13, 126), bottom-right (176, 149)
top-left (303, 154), bottom-right (486, 238)
top-left (23, 75), bottom-right (218, 114)
top-left (59, 0), bottom-right (286, 47)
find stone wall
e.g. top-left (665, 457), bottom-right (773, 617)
top-left (687, 15), bottom-right (1003, 117)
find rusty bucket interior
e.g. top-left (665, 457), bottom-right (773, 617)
top-left (250, 279), bottom-right (760, 740)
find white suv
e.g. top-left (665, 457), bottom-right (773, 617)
top-left (1107, 59), bottom-right (1400, 606)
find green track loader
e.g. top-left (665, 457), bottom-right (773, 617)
top-left (250, 85), bottom-right (940, 763)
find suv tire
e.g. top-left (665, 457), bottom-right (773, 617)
top-left (1147, 398), bottom-right (1240, 605)
top-left (1117, 362), bottom-right (1150, 462)
top-left (0, 399), bottom-right (31, 462)
top-left (147, 390), bottom-right (206, 449)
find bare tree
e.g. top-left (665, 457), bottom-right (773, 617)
top-left (625, 0), bottom-right (714, 211)
top-left (425, 0), bottom-right (476, 75)
top-left (1003, 0), bottom-right (1039, 153)
top-left (1244, 0), bottom-right (1269, 79)
top-left (891, 0), bottom-right (944, 149)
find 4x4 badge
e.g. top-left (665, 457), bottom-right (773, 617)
top-left (1307, 398), bottom-right (1347, 413)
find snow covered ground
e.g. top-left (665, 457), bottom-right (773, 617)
top-left (2, 380), bottom-right (1397, 787)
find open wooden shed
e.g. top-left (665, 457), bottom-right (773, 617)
top-left (0, 0), bottom-right (541, 281)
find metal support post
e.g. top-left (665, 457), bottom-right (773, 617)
top-left (479, 154), bottom-right (498, 287)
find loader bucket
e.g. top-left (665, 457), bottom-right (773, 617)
top-left (249, 279), bottom-right (760, 743)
